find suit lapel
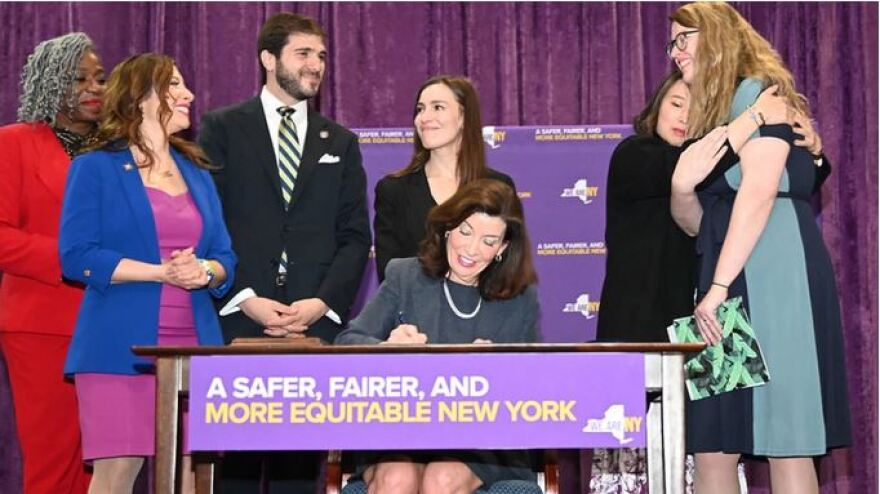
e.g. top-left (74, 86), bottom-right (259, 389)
top-left (113, 149), bottom-right (159, 258)
top-left (234, 98), bottom-right (285, 208)
top-left (33, 124), bottom-right (72, 203)
top-left (288, 108), bottom-right (331, 207)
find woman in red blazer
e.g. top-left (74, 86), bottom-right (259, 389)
top-left (0, 32), bottom-right (105, 494)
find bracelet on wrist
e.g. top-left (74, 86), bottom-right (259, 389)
top-left (711, 281), bottom-right (729, 290)
top-left (746, 105), bottom-right (765, 127)
top-left (198, 259), bottom-right (216, 285)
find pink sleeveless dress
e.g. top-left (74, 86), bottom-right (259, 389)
top-left (75, 188), bottom-right (202, 459)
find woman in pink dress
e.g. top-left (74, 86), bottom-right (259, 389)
top-left (59, 53), bottom-right (236, 493)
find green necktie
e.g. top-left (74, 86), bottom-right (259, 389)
top-left (276, 106), bottom-right (302, 208)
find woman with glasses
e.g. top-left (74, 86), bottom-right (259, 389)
top-left (667, 3), bottom-right (852, 493)
top-left (596, 71), bottom-right (812, 344)
top-left (594, 68), bottom-right (822, 490)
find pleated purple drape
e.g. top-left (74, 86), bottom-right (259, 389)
top-left (0, 3), bottom-right (875, 493)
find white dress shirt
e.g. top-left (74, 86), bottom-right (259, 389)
top-left (219, 86), bottom-right (340, 325)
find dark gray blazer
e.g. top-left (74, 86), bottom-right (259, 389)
top-left (335, 257), bottom-right (540, 345)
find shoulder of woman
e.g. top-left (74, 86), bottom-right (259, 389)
top-left (385, 257), bottom-right (426, 284)
top-left (611, 134), bottom-right (665, 163)
top-left (486, 168), bottom-right (515, 186)
top-left (523, 284), bottom-right (540, 305)
top-left (378, 171), bottom-right (422, 195)
top-left (496, 284), bottom-right (539, 307)
top-left (71, 148), bottom-right (122, 168)
top-left (0, 122), bottom-right (47, 140)
top-left (730, 78), bottom-right (765, 119)
top-left (375, 173), bottom-right (401, 192)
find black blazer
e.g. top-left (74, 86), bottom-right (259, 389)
top-left (596, 134), bottom-right (833, 343)
top-left (199, 97), bottom-right (371, 343)
top-left (373, 167), bottom-right (515, 282)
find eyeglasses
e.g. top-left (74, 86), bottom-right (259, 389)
top-left (666, 30), bottom-right (699, 58)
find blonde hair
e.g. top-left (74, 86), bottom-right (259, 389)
top-left (671, 2), bottom-right (809, 138)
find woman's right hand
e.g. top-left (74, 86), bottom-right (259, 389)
top-left (161, 248), bottom-right (208, 289)
top-left (672, 126), bottom-right (729, 192)
top-left (383, 324), bottom-right (428, 344)
top-left (753, 85), bottom-right (790, 125)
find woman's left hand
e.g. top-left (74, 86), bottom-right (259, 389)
top-left (693, 285), bottom-right (727, 346)
top-left (790, 112), bottom-right (823, 159)
top-left (166, 248), bottom-right (209, 289)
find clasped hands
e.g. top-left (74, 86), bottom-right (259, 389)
top-left (381, 324), bottom-right (491, 345)
top-left (161, 247), bottom-right (209, 290)
top-left (240, 296), bottom-right (328, 338)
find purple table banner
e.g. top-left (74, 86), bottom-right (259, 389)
top-left (188, 353), bottom-right (646, 451)
top-left (354, 125), bottom-right (633, 342)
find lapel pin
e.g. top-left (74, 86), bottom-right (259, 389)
top-left (319, 130), bottom-right (329, 139)
top-left (123, 162), bottom-right (134, 171)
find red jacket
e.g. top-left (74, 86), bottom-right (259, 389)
top-left (0, 122), bottom-right (83, 335)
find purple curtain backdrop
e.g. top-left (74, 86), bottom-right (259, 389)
top-left (0, 3), bottom-right (875, 493)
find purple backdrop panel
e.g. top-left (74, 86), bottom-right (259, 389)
top-left (188, 353), bottom-right (645, 451)
top-left (354, 125), bottom-right (632, 343)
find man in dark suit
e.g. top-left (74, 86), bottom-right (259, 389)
top-left (198, 12), bottom-right (371, 493)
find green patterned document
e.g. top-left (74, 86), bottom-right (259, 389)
top-left (666, 296), bottom-right (770, 401)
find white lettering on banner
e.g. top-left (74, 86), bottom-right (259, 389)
top-left (231, 376), bottom-right (318, 399)
top-left (430, 376), bottom-right (490, 397)
top-left (206, 377), bottom-right (227, 398)
top-left (328, 376), bottom-right (420, 398)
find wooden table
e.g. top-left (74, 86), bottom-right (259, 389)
top-left (133, 342), bottom-right (703, 494)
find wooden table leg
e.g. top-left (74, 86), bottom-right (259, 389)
top-left (194, 454), bottom-right (215, 494)
top-left (155, 356), bottom-right (182, 493)
top-left (662, 353), bottom-right (686, 494)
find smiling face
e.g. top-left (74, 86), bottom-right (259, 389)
top-left (55, 49), bottom-right (105, 133)
top-left (140, 65), bottom-right (194, 135)
top-left (414, 82), bottom-right (465, 154)
top-left (445, 212), bottom-right (509, 286)
top-left (670, 22), bottom-right (700, 85)
top-left (655, 80), bottom-right (690, 147)
top-left (263, 33), bottom-right (326, 103)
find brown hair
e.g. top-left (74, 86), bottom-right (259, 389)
top-left (258, 12), bottom-right (326, 84)
top-left (633, 71), bottom-right (684, 137)
top-left (670, 2), bottom-right (809, 138)
top-left (89, 53), bottom-right (212, 169)
top-left (392, 75), bottom-right (489, 185)
top-left (419, 179), bottom-right (537, 300)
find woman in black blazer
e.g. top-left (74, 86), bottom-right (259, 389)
top-left (374, 75), bottom-right (514, 281)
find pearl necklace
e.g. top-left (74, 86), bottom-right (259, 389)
top-left (443, 278), bottom-right (482, 319)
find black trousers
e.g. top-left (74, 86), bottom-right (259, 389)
top-left (216, 280), bottom-right (337, 493)
top-left (217, 451), bottom-right (320, 494)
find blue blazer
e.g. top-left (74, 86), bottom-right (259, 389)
top-left (60, 146), bottom-right (236, 375)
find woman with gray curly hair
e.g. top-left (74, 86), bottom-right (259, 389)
top-left (0, 31), bottom-right (104, 494)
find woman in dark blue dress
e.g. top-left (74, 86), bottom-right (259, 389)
top-left (668, 3), bottom-right (852, 493)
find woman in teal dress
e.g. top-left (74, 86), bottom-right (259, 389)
top-left (667, 3), bottom-right (851, 493)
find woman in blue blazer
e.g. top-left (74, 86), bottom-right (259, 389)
top-left (59, 53), bottom-right (235, 493)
